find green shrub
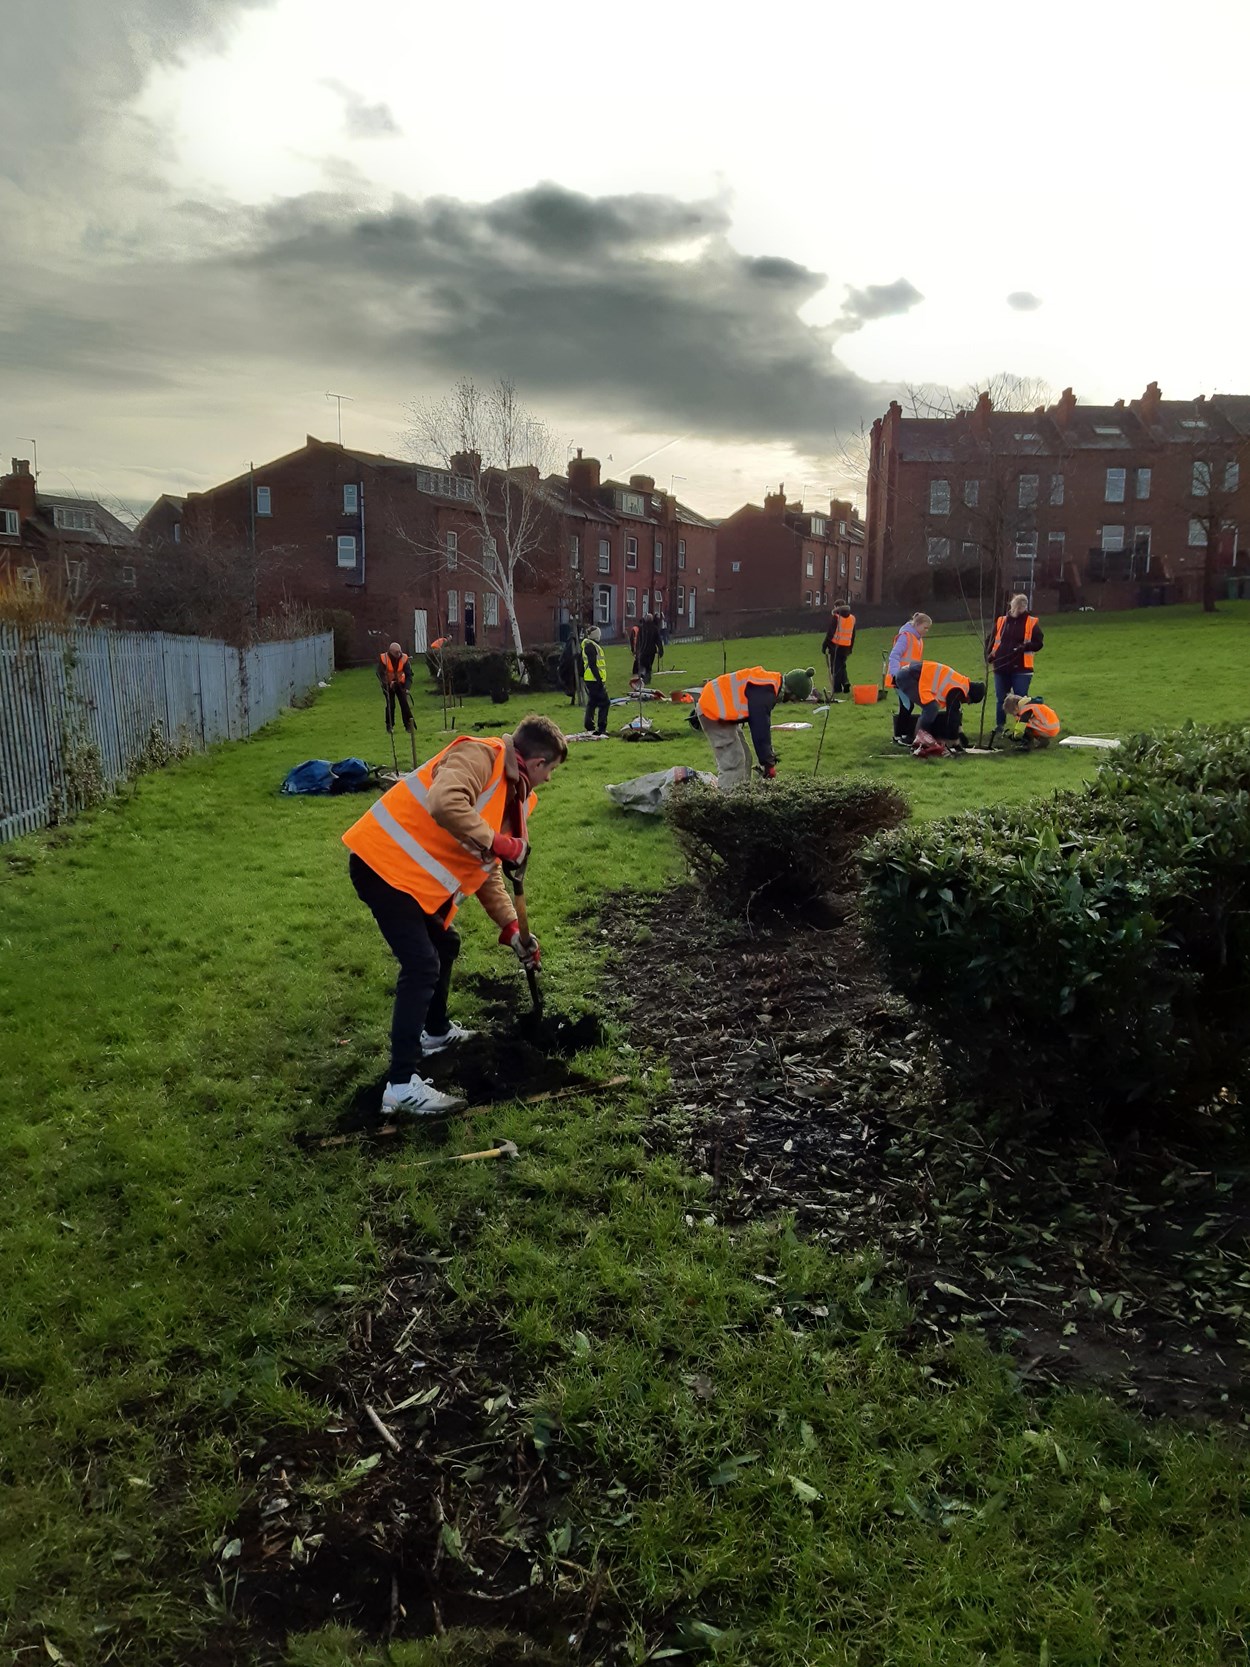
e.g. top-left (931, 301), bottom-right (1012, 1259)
top-left (318, 609), bottom-right (354, 670)
top-left (860, 723), bottom-right (1250, 1124)
top-left (666, 775), bottom-right (909, 916)
top-left (422, 645), bottom-right (562, 697)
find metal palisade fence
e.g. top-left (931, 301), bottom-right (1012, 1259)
top-left (0, 625), bottom-right (333, 844)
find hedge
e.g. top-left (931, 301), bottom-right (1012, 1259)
top-left (860, 722), bottom-right (1250, 1124)
top-left (666, 775), bottom-right (908, 916)
top-left (422, 644), bottom-right (563, 697)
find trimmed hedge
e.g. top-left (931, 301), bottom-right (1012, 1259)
top-left (423, 644), bottom-right (562, 696)
top-left (666, 775), bottom-right (908, 916)
top-left (860, 722), bottom-right (1250, 1123)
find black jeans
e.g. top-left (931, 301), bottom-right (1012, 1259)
top-left (384, 685), bottom-right (414, 733)
top-left (349, 854), bottom-right (460, 1082)
top-left (832, 648), bottom-right (851, 693)
top-left (584, 683), bottom-right (611, 733)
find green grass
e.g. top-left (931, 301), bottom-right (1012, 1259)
top-left (2, 605), bottom-right (1249, 1665)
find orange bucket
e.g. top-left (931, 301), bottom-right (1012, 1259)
top-left (852, 685), bottom-right (879, 706)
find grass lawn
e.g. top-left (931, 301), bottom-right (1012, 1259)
top-left (2, 604), bottom-right (1249, 1666)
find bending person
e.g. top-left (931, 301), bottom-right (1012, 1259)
top-left (1003, 692), bottom-right (1060, 749)
top-left (893, 659), bottom-right (985, 759)
top-left (697, 665), bottom-right (781, 789)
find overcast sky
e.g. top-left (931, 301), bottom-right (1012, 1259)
top-left (3, 0), bottom-right (1249, 520)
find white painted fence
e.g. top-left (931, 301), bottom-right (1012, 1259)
top-left (0, 625), bottom-right (333, 843)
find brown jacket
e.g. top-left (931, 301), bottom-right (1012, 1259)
top-left (427, 736), bottom-right (523, 931)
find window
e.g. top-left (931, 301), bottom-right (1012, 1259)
top-left (963, 479), bottom-right (980, 507)
top-left (343, 483), bottom-right (358, 514)
top-left (1093, 425), bottom-right (1122, 437)
top-left (1050, 473), bottom-right (1065, 506)
top-left (1189, 519), bottom-right (1208, 547)
top-left (731, 560), bottom-right (741, 573)
top-left (1100, 525), bottom-right (1125, 552)
top-left (839, 553), bottom-right (847, 576)
top-left (625, 535), bottom-right (638, 570)
top-left (1225, 461), bottom-right (1240, 493)
top-left (598, 537), bottom-right (611, 574)
top-left (1105, 468), bottom-right (1126, 503)
top-left (1180, 419), bottom-right (1208, 430)
top-left (618, 491), bottom-right (644, 516)
top-left (676, 584), bottom-right (685, 612)
top-left (594, 585), bottom-right (611, 625)
top-left (18, 567), bottom-right (38, 589)
top-left (483, 537), bottom-right (498, 576)
top-left (805, 554), bottom-right (814, 577)
top-left (854, 553), bottom-right (862, 580)
top-left (445, 530), bottom-right (458, 569)
top-left (677, 539), bottom-right (686, 570)
top-left (415, 468), bottom-right (475, 501)
top-left (52, 505), bottom-right (96, 532)
top-left (804, 590), bottom-right (813, 606)
top-left (811, 515), bottom-right (826, 536)
top-left (569, 534), bottom-right (580, 571)
top-left (121, 565), bottom-right (137, 587)
top-left (929, 479), bottom-right (950, 515)
top-left (625, 586), bottom-right (637, 618)
top-left (484, 593), bottom-right (499, 627)
top-left (1192, 461), bottom-right (1211, 497)
top-left (0, 509), bottom-right (18, 537)
top-left (962, 541), bottom-right (979, 562)
top-left (1134, 467), bottom-right (1151, 500)
top-left (1013, 430), bottom-right (1041, 442)
top-left (823, 552), bottom-right (830, 582)
top-left (641, 590), bottom-right (650, 614)
top-left (1016, 531), bottom-right (1039, 561)
top-left (255, 486), bottom-right (271, 516)
top-left (653, 540), bottom-right (663, 573)
top-left (1048, 531), bottom-right (1066, 562)
top-left (172, 522), bottom-right (181, 544)
top-left (927, 536), bottom-right (950, 565)
top-left (1019, 474), bottom-right (1039, 508)
top-left (447, 589), bottom-right (459, 622)
top-left (838, 519), bottom-right (847, 535)
top-left (1132, 527), bottom-right (1152, 569)
top-left (336, 535), bottom-right (357, 567)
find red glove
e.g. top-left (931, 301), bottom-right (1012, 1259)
top-left (499, 920), bottom-right (541, 969)
top-left (491, 832), bottom-right (527, 864)
top-left (765, 764), bottom-right (777, 779)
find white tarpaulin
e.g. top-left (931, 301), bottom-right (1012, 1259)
top-left (605, 765), bottom-right (715, 814)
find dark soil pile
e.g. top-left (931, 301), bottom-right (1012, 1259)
top-left (606, 886), bottom-right (1250, 1426)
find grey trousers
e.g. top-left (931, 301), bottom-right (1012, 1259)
top-left (698, 713), bottom-right (753, 790)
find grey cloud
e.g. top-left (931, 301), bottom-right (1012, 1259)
top-left (1006, 290), bottom-right (1043, 311)
top-left (322, 79), bottom-right (402, 140)
top-left (6, 181), bottom-right (894, 456)
top-left (838, 277), bottom-right (924, 332)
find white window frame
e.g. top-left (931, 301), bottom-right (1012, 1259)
top-left (1224, 461), bottom-right (1240, 493)
top-left (447, 588), bottom-right (459, 623)
top-left (854, 553), bottom-right (862, 580)
top-left (929, 479), bottom-right (950, 515)
top-left (569, 534), bottom-right (580, 571)
top-left (172, 522), bottom-right (181, 544)
top-left (805, 554), bottom-right (814, 577)
top-left (1105, 468), bottom-right (1126, 503)
top-left (677, 538), bottom-right (686, 570)
top-left (1048, 531), bottom-right (1066, 563)
top-left (121, 565), bottom-right (137, 588)
top-left (1192, 461), bottom-right (1211, 497)
top-left (1135, 467), bottom-right (1151, 500)
top-left (961, 541), bottom-right (978, 562)
top-left (625, 586), bottom-right (637, 619)
top-left (1100, 525), bottom-right (1126, 552)
top-left (445, 530), bottom-right (458, 569)
top-left (336, 535), bottom-right (357, 568)
top-left (676, 583), bottom-right (685, 612)
top-left (730, 560), bottom-right (741, 574)
top-left (625, 535), bottom-right (638, 570)
top-left (1093, 425), bottom-right (1123, 437)
top-left (484, 592), bottom-right (499, 627)
top-left (653, 540), bottom-right (663, 573)
top-left (598, 537), bottom-right (611, 574)
top-left (483, 536), bottom-right (498, 577)
top-left (811, 515), bottom-right (826, 536)
top-left (343, 483), bottom-right (358, 514)
top-left (804, 590), bottom-right (813, 606)
top-left (1016, 531), bottom-right (1039, 562)
top-left (823, 552), bottom-right (830, 582)
top-left (1189, 519), bottom-right (1208, 548)
top-left (1018, 474), bottom-right (1039, 508)
top-left (927, 536), bottom-right (950, 565)
top-left (1050, 473), bottom-right (1064, 506)
top-left (53, 505), bottom-right (96, 532)
top-left (619, 492), bottom-right (644, 516)
top-left (839, 553), bottom-right (848, 576)
top-left (1132, 527), bottom-right (1152, 572)
top-left (838, 519), bottom-right (847, 535)
top-left (255, 486), bottom-right (271, 517)
top-left (0, 508), bottom-right (18, 537)
top-left (594, 584), bottom-right (611, 626)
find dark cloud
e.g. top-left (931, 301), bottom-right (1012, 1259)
top-left (1006, 290), bottom-right (1043, 311)
top-left (482, 183), bottom-right (726, 258)
top-left (321, 79), bottom-right (402, 140)
top-left (837, 276), bottom-right (924, 332)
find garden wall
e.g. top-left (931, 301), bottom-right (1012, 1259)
top-left (0, 624), bottom-right (333, 843)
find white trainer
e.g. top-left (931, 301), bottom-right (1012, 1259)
top-left (380, 1074), bottom-right (466, 1118)
top-left (420, 1021), bottom-right (479, 1056)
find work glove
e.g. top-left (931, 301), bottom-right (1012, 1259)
top-left (491, 832), bottom-right (528, 865)
top-left (499, 919), bottom-right (541, 970)
top-left (764, 763), bottom-right (777, 779)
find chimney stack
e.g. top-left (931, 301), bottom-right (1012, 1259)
top-left (1137, 381), bottom-right (1163, 425)
top-left (764, 484), bottom-right (787, 516)
top-left (1, 458), bottom-right (37, 524)
top-left (1052, 387), bottom-right (1078, 430)
top-left (568, 448), bottom-right (602, 497)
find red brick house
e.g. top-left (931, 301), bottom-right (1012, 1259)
top-left (866, 384), bottom-right (1250, 612)
top-left (546, 453), bottom-right (718, 640)
top-left (0, 457), bottom-right (139, 612)
top-left (714, 490), bottom-right (866, 624)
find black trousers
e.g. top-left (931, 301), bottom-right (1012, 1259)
top-left (584, 683), bottom-right (611, 733)
top-left (349, 854), bottom-right (460, 1082)
top-left (832, 648), bottom-right (851, 693)
top-left (384, 685), bottom-right (414, 733)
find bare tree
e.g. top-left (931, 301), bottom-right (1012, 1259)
top-left (1171, 441), bottom-right (1246, 613)
top-left (403, 379), bottom-right (562, 658)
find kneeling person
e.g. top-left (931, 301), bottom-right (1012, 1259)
top-left (1003, 692), bottom-right (1060, 749)
top-left (894, 660), bottom-right (985, 758)
top-left (343, 715), bottom-right (567, 1117)
top-left (697, 666), bottom-right (781, 788)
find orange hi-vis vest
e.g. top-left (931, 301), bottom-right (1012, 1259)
top-left (1016, 698), bottom-right (1060, 739)
top-left (379, 651), bottom-right (410, 687)
top-left (342, 736), bottom-right (536, 922)
top-left (990, 613), bottom-right (1040, 670)
top-left (698, 667), bottom-right (782, 722)
top-left (832, 613), bottom-right (855, 648)
top-left (884, 624), bottom-right (922, 689)
top-left (917, 661), bottom-right (971, 709)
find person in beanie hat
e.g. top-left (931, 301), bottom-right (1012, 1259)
top-left (581, 625), bottom-right (610, 735)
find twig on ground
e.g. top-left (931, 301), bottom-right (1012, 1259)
top-left (363, 1403), bottom-right (401, 1453)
